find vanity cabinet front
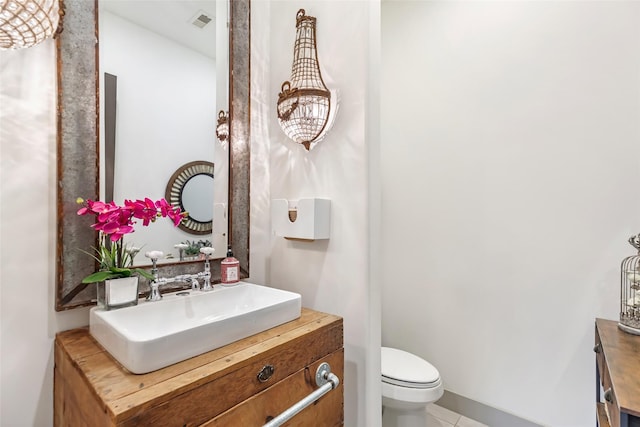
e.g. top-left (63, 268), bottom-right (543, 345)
top-left (54, 308), bottom-right (343, 426)
top-left (595, 318), bottom-right (640, 427)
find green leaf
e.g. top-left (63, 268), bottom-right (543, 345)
top-left (111, 267), bottom-right (132, 276)
top-left (132, 268), bottom-right (155, 281)
top-left (81, 271), bottom-right (125, 284)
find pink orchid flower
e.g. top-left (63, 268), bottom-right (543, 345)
top-left (77, 197), bottom-right (184, 241)
top-left (125, 198), bottom-right (159, 226)
top-left (155, 198), bottom-right (184, 226)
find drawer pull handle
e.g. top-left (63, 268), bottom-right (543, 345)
top-left (263, 362), bottom-right (340, 427)
top-left (604, 388), bottom-right (613, 403)
top-left (257, 365), bottom-right (275, 383)
top-left (594, 343), bottom-right (601, 353)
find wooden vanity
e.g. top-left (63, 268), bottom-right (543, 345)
top-left (594, 318), bottom-right (640, 427)
top-left (54, 308), bottom-right (343, 426)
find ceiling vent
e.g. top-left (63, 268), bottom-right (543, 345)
top-left (191, 10), bottom-right (213, 29)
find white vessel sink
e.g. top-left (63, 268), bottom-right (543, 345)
top-left (89, 282), bottom-right (301, 374)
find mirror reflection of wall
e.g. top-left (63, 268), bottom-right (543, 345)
top-left (98, 0), bottom-right (228, 265)
top-left (182, 175), bottom-right (214, 221)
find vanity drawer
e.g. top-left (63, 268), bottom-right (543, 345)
top-left (204, 349), bottom-right (344, 427)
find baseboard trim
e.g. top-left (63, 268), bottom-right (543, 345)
top-left (436, 390), bottom-right (544, 427)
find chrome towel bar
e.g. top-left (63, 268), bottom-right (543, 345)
top-left (262, 362), bottom-right (340, 427)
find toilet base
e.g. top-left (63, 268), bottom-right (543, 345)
top-left (382, 406), bottom-right (430, 427)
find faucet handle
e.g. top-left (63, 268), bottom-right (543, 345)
top-left (145, 250), bottom-right (163, 277)
top-left (145, 250), bottom-right (164, 261)
top-left (200, 247), bottom-right (215, 259)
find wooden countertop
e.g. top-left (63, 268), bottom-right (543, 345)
top-left (596, 318), bottom-right (640, 418)
top-left (55, 307), bottom-right (343, 426)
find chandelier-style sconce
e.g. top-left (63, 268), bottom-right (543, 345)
top-left (277, 9), bottom-right (334, 151)
top-left (0, 0), bottom-right (63, 50)
top-left (215, 110), bottom-right (229, 146)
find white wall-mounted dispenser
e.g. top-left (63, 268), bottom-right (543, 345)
top-left (271, 198), bottom-right (331, 241)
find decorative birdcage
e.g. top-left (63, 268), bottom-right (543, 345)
top-left (276, 9), bottom-right (332, 151)
top-left (619, 233), bottom-right (640, 334)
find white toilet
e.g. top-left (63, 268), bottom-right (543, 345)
top-left (381, 347), bottom-right (444, 427)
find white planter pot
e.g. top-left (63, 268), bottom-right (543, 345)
top-left (97, 276), bottom-right (139, 310)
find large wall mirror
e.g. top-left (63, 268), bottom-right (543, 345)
top-left (55, 0), bottom-right (249, 311)
top-left (100, 0), bottom-right (228, 265)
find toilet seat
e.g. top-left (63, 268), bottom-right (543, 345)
top-left (381, 347), bottom-right (440, 389)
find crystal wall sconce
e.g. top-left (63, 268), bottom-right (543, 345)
top-left (216, 110), bottom-right (229, 146)
top-left (0, 0), bottom-right (63, 49)
top-left (277, 9), bottom-right (334, 151)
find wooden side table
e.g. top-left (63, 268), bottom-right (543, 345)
top-left (595, 318), bottom-right (640, 427)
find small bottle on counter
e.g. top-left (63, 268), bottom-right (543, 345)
top-left (221, 245), bottom-right (240, 285)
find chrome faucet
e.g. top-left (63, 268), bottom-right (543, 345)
top-left (145, 251), bottom-right (164, 301)
top-left (174, 243), bottom-right (189, 262)
top-left (200, 247), bottom-right (215, 291)
top-left (144, 247), bottom-right (216, 301)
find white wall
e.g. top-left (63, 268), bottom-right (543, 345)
top-left (250, 1), bottom-right (380, 426)
top-left (381, 2), bottom-right (640, 426)
top-left (101, 12), bottom-right (224, 262)
top-left (0, 40), bottom-right (91, 426)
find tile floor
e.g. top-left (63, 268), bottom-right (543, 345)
top-left (426, 404), bottom-right (489, 427)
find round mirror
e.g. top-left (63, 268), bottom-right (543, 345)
top-left (165, 161), bottom-right (215, 235)
top-left (182, 174), bottom-right (214, 222)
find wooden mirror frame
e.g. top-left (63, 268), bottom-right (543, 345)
top-left (55, 0), bottom-right (250, 311)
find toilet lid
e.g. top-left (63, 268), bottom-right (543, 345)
top-left (381, 347), bottom-right (440, 388)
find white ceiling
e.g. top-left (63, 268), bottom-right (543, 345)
top-left (101, 0), bottom-right (218, 59)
